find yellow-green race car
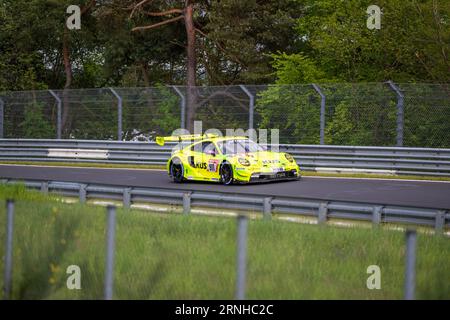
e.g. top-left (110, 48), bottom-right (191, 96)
top-left (156, 134), bottom-right (301, 185)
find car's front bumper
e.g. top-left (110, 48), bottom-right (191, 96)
top-left (248, 169), bottom-right (300, 182)
top-left (234, 166), bottom-right (301, 183)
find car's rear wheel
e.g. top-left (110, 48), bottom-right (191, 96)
top-left (170, 160), bottom-right (184, 183)
top-left (220, 163), bottom-right (233, 185)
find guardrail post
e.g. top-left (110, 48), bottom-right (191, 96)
top-left (318, 202), bottom-right (328, 224)
top-left (372, 206), bottom-right (383, 226)
top-left (4, 199), bottom-right (14, 300)
top-left (312, 84), bottom-right (326, 145)
top-left (104, 205), bottom-right (116, 300)
top-left (79, 184), bottom-right (87, 203)
top-left (183, 192), bottom-right (191, 215)
top-left (387, 81), bottom-right (404, 147)
top-left (40, 181), bottom-right (49, 194)
top-left (235, 215), bottom-right (248, 300)
top-left (434, 210), bottom-right (445, 233)
top-left (263, 197), bottom-right (272, 220)
top-left (0, 97), bottom-right (4, 138)
top-left (109, 88), bottom-right (122, 141)
top-left (172, 86), bottom-right (186, 130)
top-left (404, 230), bottom-right (417, 300)
top-left (123, 187), bottom-right (131, 209)
top-left (239, 85), bottom-right (254, 130)
top-left (49, 90), bottom-right (62, 139)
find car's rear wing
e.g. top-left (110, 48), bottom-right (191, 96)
top-left (155, 134), bottom-right (218, 146)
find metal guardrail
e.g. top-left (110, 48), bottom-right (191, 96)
top-left (1, 139), bottom-right (450, 176)
top-left (0, 178), bottom-right (448, 232)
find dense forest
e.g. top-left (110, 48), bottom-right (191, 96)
top-left (1, 0), bottom-right (448, 89)
top-left (0, 0), bottom-right (449, 145)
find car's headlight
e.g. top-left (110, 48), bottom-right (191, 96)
top-left (238, 158), bottom-right (250, 166)
top-left (284, 153), bottom-right (294, 163)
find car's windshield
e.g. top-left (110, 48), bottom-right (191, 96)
top-left (217, 139), bottom-right (266, 155)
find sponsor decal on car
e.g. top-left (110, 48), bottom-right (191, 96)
top-left (194, 162), bottom-right (207, 170)
top-left (262, 159), bottom-right (280, 165)
top-left (208, 159), bottom-right (219, 172)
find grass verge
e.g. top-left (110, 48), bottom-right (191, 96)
top-left (0, 184), bottom-right (448, 299)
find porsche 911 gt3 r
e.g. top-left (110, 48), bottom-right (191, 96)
top-left (156, 134), bottom-right (301, 185)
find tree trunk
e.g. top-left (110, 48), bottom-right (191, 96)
top-left (62, 28), bottom-right (72, 134)
top-left (141, 61), bottom-right (151, 86)
top-left (184, 2), bottom-right (197, 132)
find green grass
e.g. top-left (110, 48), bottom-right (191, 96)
top-left (1, 161), bottom-right (450, 181)
top-left (0, 184), bottom-right (449, 299)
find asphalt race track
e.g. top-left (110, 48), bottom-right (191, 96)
top-left (1, 164), bottom-right (450, 209)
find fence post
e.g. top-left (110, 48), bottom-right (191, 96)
top-left (235, 215), bottom-right (248, 300)
top-left (4, 199), bottom-right (14, 300)
top-left (49, 90), bottom-right (62, 139)
top-left (263, 197), bottom-right (272, 220)
top-left (109, 88), bottom-right (122, 141)
top-left (404, 230), bottom-right (417, 300)
top-left (434, 210), bottom-right (445, 233)
top-left (123, 187), bottom-right (131, 209)
top-left (40, 181), bottom-right (49, 194)
top-left (372, 206), bottom-right (383, 226)
top-left (79, 184), bottom-right (87, 203)
top-left (172, 86), bottom-right (186, 130)
top-left (183, 192), bottom-right (191, 215)
top-left (0, 97), bottom-right (4, 138)
top-left (312, 84), bottom-right (326, 145)
top-left (239, 85), bottom-right (254, 131)
top-left (104, 205), bottom-right (117, 300)
top-left (387, 81), bottom-right (404, 147)
top-left (318, 202), bottom-right (328, 224)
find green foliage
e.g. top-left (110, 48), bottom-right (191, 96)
top-left (122, 85), bottom-right (181, 140)
top-left (19, 103), bottom-right (55, 139)
top-left (273, 0), bottom-right (450, 83)
top-left (256, 85), bottom-right (321, 144)
top-left (256, 0), bottom-right (450, 146)
top-left (145, 85), bottom-right (182, 137)
top-left (1, 1), bottom-right (449, 146)
top-left (270, 53), bottom-right (329, 84)
top-left (204, 0), bottom-right (302, 84)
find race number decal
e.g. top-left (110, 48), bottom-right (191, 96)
top-left (208, 159), bottom-right (219, 172)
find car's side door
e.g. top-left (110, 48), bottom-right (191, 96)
top-left (186, 141), bottom-right (206, 179)
top-left (200, 141), bottom-right (221, 180)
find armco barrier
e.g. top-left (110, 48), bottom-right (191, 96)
top-left (1, 139), bottom-right (450, 176)
top-left (0, 178), bottom-right (448, 232)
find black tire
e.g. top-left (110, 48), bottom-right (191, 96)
top-left (170, 160), bottom-right (184, 183)
top-left (220, 163), bottom-right (234, 185)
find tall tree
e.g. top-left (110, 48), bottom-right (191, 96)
top-left (129, 0), bottom-right (199, 131)
top-left (62, 0), bottom-right (98, 131)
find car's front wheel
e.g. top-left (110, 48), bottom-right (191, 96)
top-left (170, 160), bottom-right (184, 183)
top-left (220, 163), bottom-right (234, 185)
